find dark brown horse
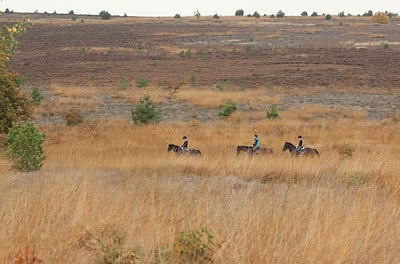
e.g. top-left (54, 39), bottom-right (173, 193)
top-left (168, 144), bottom-right (202, 156)
top-left (236, 146), bottom-right (274, 155)
top-left (282, 142), bottom-right (319, 157)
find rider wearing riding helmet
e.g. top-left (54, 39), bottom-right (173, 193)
top-left (253, 134), bottom-right (260, 152)
top-left (181, 136), bottom-right (188, 151)
top-left (297, 135), bottom-right (304, 153)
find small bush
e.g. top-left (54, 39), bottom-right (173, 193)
top-left (372, 12), bottom-right (390, 24)
top-left (266, 104), bottom-right (279, 119)
top-left (63, 110), bottom-right (83, 126)
top-left (311, 12), bottom-right (318, 17)
top-left (174, 14), bottom-right (181, 19)
top-left (15, 76), bottom-right (28, 86)
top-left (235, 9), bottom-right (244, 16)
top-left (124, 13), bottom-right (128, 17)
top-left (200, 51), bottom-right (209, 61)
top-left (213, 14), bottom-right (220, 19)
top-left (71, 16), bottom-right (76, 21)
top-left (270, 14), bottom-right (275, 18)
top-left (5, 8), bottom-right (10, 14)
top-left (6, 122), bottom-right (46, 172)
top-left (68, 10), bottom-right (74, 15)
top-left (31, 87), bottom-right (43, 105)
top-left (276, 10), bottom-right (285, 18)
top-left (325, 14), bottom-right (332, 20)
top-left (383, 43), bottom-right (390, 49)
top-left (194, 10), bottom-right (201, 18)
top-left (253, 11), bottom-right (260, 18)
top-left (216, 80), bottom-right (231, 91)
top-left (338, 144), bottom-right (356, 159)
top-left (175, 227), bottom-right (215, 262)
top-left (301, 11), bottom-right (308, 16)
top-left (131, 94), bottom-right (161, 124)
top-left (363, 10), bottom-right (373, 17)
top-left (188, 75), bottom-right (197, 86)
top-left (338, 11), bottom-right (345, 18)
top-left (219, 100), bottom-right (237, 117)
top-left (99, 10), bottom-right (111, 20)
top-left (119, 76), bottom-right (128, 90)
top-left (136, 76), bottom-right (149, 88)
top-left (240, 80), bottom-right (248, 91)
top-left (178, 49), bottom-right (193, 58)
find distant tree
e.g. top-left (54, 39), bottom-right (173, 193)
top-left (338, 11), bottom-right (345, 17)
top-left (174, 14), bottom-right (181, 19)
top-left (270, 14), bottom-right (275, 18)
top-left (213, 13), bottom-right (220, 19)
top-left (194, 10), bottom-right (201, 18)
top-left (246, 14), bottom-right (252, 17)
top-left (325, 14), bottom-right (332, 20)
top-left (363, 10), bottom-right (373, 17)
top-left (4, 8), bottom-right (10, 14)
top-left (99, 10), bottom-right (111, 20)
top-left (276, 10), bottom-right (285, 18)
top-left (347, 13), bottom-right (352, 17)
top-left (123, 13), bottom-right (128, 17)
top-left (53, 10), bottom-right (57, 14)
top-left (311, 12), bottom-right (318, 17)
top-left (301, 11), bottom-right (308, 16)
top-left (253, 11), bottom-right (260, 18)
top-left (68, 10), bottom-right (74, 15)
top-left (235, 9), bottom-right (244, 16)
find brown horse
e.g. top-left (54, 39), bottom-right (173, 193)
top-left (236, 146), bottom-right (274, 155)
top-left (168, 144), bottom-right (202, 156)
top-left (282, 142), bottom-right (319, 157)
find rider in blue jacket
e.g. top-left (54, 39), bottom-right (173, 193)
top-left (253, 134), bottom-right (260, 152)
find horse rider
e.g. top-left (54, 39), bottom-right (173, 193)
top-left (253, 134), bottom-right (260, 152)
top-left (297, 135), bottom-right (305, 154)
top-left (181, 136), bottom-right (189, 151)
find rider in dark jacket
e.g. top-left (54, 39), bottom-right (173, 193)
top-left (297, 135), bottom-right (304, 153)
top-left (181, 136), bottom-right (188, 150)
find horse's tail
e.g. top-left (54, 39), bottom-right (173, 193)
top-left (314, 149), bottom-right (320, 156)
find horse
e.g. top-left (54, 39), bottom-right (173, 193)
top-left (236, 146), bottom-right (274, 155)
top-left (282, 142), bottom-right (319, 157)
top-left (168, 144), bottom-right (202, 156)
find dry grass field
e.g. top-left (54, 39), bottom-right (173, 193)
top-left (1, 13), bottom-right (400, 263)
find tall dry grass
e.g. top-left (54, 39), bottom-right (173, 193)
top-left (1, 112), bottom-right (400, 263)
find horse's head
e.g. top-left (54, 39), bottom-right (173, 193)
top-left (282, 142), bottom-right (290, 151)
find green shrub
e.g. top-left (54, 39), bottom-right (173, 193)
top-left (301, 11), bottom-right (308, 16)
top-left (216, 80), bottom-right (231, 91)
top-left (31, 87), bottom-right (43, 105)
top-left (99, 10), bottom-right (111, 20)
top-left (363, 10), bottom-right (373, 17)
top-left (266, 104), bottom-right (279, 119)
top-left (253, 11), bottom-right (260, 18)
top-left (0, 67), bottom-right (32, 134)
top-left (5, 8), bottom-right (10, 14)
top-left (311, 12), bottom-right (318, 17)
top-left (276, 10), bottom-right (285, 18)
top-left (325, 14), bottom-right (332, 20)
top-left (338, 11), bottom-right (345, 17)
top-left (175, 227), bottom-right (215, 262)
top-left (136, 76), bottom-right (149, 88)
top-left (131, 94), bottom-right (161, 124)
top-left (219, 100), bottom-right (237, 117)
top-left (68, 10), bottom-right (74, 15)
top-left (338, 143), bottom-right (356, 159)
top-left (119, 76), bottom-right (128, 90)
top-left (15, 76), bottom-right (28, 86)
top-left (235, 9), bottom-right (244, 16)
top-left (383, 43), bottom-right (389, 49)
top-left (71, 16), bottom-right (76, 21)
top-left (6, 122), bottom-right (46, 172)
top-left (188, 75), bottom-right (197, 87)
top-left (174, 13), bottom-right (181, 19)
top-left (213, 13), bottom-right (220, 19)
top-left (194, 10), bottom-right (201, 18)
top-left (124, 13), bottom-right (128, 17)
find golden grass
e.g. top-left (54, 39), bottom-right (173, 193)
top-left (1, 112), bottom-right (400, 262)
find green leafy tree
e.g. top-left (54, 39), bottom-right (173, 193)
top-left (276, 10), bottom-right (285, 18)
top-left (99, 10), bottom-right (111, 20)
top-left (325, 14), bottom-right (332, 20)
top-left (311, 12), bottom-right (318, 17)
top-left (131, 94), bottom-right (161, 124)
top-left (301, 11), bottom-right (308, 16)
top-left (235, 9), bottom-right (244, 16)
top-left (6, 122), bottom-right (46, 172)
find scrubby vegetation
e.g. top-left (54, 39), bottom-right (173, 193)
top-left (99, 10), bottom-right (111, 20)
top-left (235, 9), bottom-right (244, 16)
top-left (276, 10), bottom-right (285, 18)
top-left (325, 14), bottom-right (332, 20)
top-left (136, 76), bottom-right (149, 88)
top-left (31, 87), bottom-right (43, 105)
top-left (6, 121), bottom-right (46, 172)
top-left (219, 100), bottom-right (237, 117)
top-left (372, 12), bottom-right (390, 24)
top-left (131, 94), bottom-right (161, 124)
top-left (301, 11), bottom-right (308, 16)
top-left (266, 104), bottom-right (279, 120)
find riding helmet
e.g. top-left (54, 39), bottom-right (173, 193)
top-left (298, 135), bottom-right (302, 139)
top-left (183, 136), bottom-right (187, 139)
